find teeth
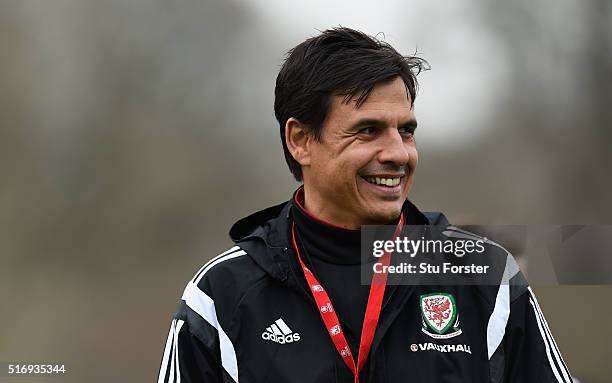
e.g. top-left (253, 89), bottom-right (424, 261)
top-left (364, 176), bottom-right (402, 187)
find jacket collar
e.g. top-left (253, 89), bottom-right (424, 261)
top-left (228, 192), bottom-right (448, 283)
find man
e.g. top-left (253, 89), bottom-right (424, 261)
top-left (158, 27), bottom-right (572, 382)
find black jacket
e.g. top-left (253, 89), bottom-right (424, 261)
top-left (158, 198), bottom-right (572, 383)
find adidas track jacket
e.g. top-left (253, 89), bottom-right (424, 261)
top-left (158, 199), bottom-right (572, 383)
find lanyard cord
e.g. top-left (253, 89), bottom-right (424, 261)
top-left (291, 214), bottom-right (404, 383)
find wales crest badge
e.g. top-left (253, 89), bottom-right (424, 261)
top-left (420, 293), bottom-right (462, 339)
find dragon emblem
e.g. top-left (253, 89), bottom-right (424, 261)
top-left (420, 293), bottom-right (461, 338)
top-left (422, 296), bottom-right (452, 328)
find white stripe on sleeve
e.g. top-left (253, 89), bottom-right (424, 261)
top-left (529, 298), bottom-right (566, 382)
top-left (487, 254), bottom-right (519, 359)
top-left (194, 250), bottom-right (246, 285)
top-left (528, 288), bottom-right (572, 382)
top-left (174, 319), bottom-right (185, 383)
top-left (168, 320), bottom-right (176, 383)
top-left (192, 246), bottom-right (241, 283)
top-left (158, 319), bottom-right (176, 383)
top-left (182, 282), bottom-right (239, 382)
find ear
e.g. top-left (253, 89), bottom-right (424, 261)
top-left (285, 117), bottom-right (312, 166)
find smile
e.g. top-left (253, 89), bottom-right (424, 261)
top-left (362, 176), bottom-right (403, 187)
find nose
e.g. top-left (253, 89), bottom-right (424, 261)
top-left (377, 129), bottom-right (411, 166)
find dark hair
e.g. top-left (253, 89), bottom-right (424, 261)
top-left (274, 27), bottom-right (429, 181)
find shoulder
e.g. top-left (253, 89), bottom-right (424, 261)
top-left (423, 211), bottom-right (450, 225)
top-left (184, 244), bottom-right (267, 299)
top-left (178, 244), bottom-right (268, 326)
top-left (440, 226), bottom-right (528, 299)
top-left (441, 225), bottom-right (517, 264)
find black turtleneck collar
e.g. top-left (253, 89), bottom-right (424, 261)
top-left (290, 186), bottom-right (426, 265)
top-left (291, 187), bottom-right (363, 264)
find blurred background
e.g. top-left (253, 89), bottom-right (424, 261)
top-left (1, 0), bottom-right (611, 381)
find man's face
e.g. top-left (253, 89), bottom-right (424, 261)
top-left (302, 76), bottom-right (418, 228)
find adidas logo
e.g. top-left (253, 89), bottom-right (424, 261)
top-left (261, 318), bottom-right (301, 344)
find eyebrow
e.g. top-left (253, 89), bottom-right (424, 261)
top-left (350, 117), bottom-right (418, 130)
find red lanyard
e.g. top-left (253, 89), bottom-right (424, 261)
top-left (291, 214), bottom-right (404, 383)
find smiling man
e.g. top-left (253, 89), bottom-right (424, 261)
top-left (285, 76), bottom-right (417, 228)
top-left (158, 27), bottom-right (571, 383)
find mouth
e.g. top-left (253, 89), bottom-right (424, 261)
top-left (361, 175), bottom-right (404, 187)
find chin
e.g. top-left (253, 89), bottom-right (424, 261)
top-left (365, 204), bottom-right (403, 225)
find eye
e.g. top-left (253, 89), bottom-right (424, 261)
top-left (358, 126), bottom-right (378, 135)
top-left (399, 125), bottom-right (416, 138)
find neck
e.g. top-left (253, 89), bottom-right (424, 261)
top-left (301, 184), bottom-right (362, 230)
top-left (292, 187), bottom-right (362, 264)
